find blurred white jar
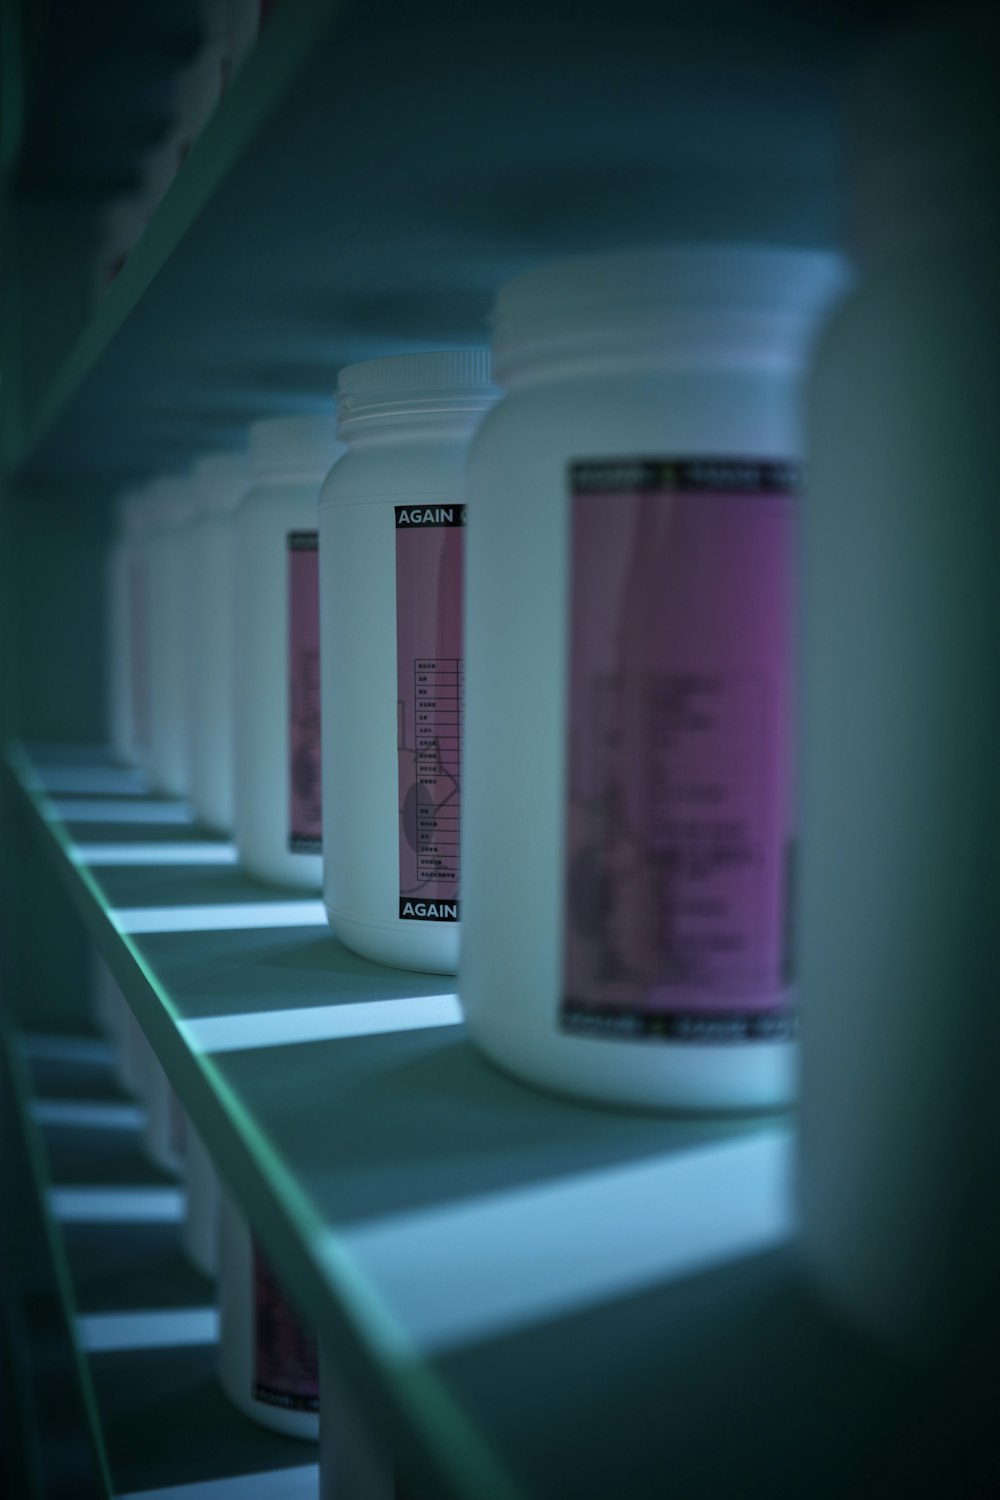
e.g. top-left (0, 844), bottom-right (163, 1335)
top-left (218, 1191), bottom-right (319, 1440)
top-left (320, 352), bottom-right (498, 973)
top-left (798, 3), bottom-right (1000, 1351)
top-left (186, 451), bottom-right (248, 831)
top-left (233, 413), bottom-right (342, 889)
top-left (106, 490), bottom-right (156, 771)
top-left (183, 1124), bottom-right (220, 1279)
top-left (462, 246), bottom-right (843, 1112)
top-left (147, 475), bottom-right (197, 798)
top-left (135, 1034), bottom-right (185, 1177)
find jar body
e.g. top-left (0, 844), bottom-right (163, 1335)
top-left (148, 521), bottom-right (192, 797)
top-left (106, 540), bottom-right (132, 764)
top-left (463, 362), bottom-right (804, 1111)
top-left (798, 249), bottom-right (1000, 1344)
top-left (320, 431), bottom-right (473, 973)
top-left (182, 1124), bottom-right (219, 1279)
top-left (137, 1040), bottom-right (184, 1177)
top-left (218, 1193), bottom-right (319, 1440)
top-left (187, 511), bottom-right (236, 831)
top-left (233, 479), bottom-right (323, 890)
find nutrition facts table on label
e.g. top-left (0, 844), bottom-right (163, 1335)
top-left (413, 658), bottom-right (462, 883)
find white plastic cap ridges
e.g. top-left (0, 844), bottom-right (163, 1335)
top-left (336, 349), bottom-right (498, 431)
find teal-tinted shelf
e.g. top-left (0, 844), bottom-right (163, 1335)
top-left (9, 741), bottom-right (997, 1500)
top-left (7, 0), bottom-right (881, 494)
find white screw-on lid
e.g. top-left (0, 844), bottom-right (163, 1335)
top-left (194, 451), bottom-right (249, 515)
top-left (249, 411), bottom-right (343, 480)
top-left (491, 244), bottom-right (847, 381)
top-left (336, 350), bottom-right (498, 434)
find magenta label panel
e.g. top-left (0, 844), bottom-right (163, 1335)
top-left (562, 458), bottom-right (798, 1044)
top-left (288, 532), bottom-right (322, 853)
top-left (253, 1241), bottom-right (319, 1413)
top-left (395, 504), bottom-right (464, 922)
top-left (129, 557), bottom-right (150, 749)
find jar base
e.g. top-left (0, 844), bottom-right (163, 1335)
top-left (325, 905), bottom-right (458, 975)
top-left (466, 1010), bottom-right (796, 1115)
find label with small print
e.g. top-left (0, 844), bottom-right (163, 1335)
top-left (288, 532), bottom-right (322, 853)
top-left (395, 504), bottom-right (465, 921)
top-left (252, 1241), bottom-right (319, 1413)
top-left (562, 458), bottom-right (798, 1044)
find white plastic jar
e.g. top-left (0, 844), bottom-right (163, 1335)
top-left (218, 1191), bottom-right (319, 1440)
top-left (461, 246), bottom-right (844, 1112)
top-left (183, 1124), bottom-right (220, 1279)
top-left (147, 475), bottom-right (197, 798)
top-left (233, 413), bottom-right (343, 889)
top-left (107, 491), bottom-right (156, 773)
top-left (319, 351), bottom-right (498, 973)
top-left (135, 1034), bottom-right (185, 1177)
top-left (798, 3), bottom-right (1000, 1350)
top-left (186, 451), bottom-right (248, 832)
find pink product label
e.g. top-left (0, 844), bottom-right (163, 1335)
top-left (562, 458), bottom-right (798, 1045)
top-left (129, 557), bottom-right (151, 749)
top-left (395, 505), bottom-right (465, 922)
top-left (288, 533), bottom-right (322, 853)
top-left (252, 1241), bottom-right (319, 1413)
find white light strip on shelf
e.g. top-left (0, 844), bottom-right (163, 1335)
top-left (77, 1306), bottom-right (219, 1354)
top-left (34, 767), bottom-right (151, 796)
top-left (18, 1033), bottom-right (114, 1065)
top-left (182, 993), bottom-right (462, 1054)
top-left (112, 900), bottom-right (327, 935)
top-left (46, 798), bottom-right (196, 825)
top-left (334, 1130), bottom-right (793, 1356)
top-left (30, 1099), bottom-right (145, 1131)
top-left (48, 1187), bottom-right (186, 1224)
top-left (119, 1466), bottom-right (320, 1500)
top-left (72, 841), bottom-right (239, 867)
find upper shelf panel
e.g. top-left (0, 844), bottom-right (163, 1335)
top-left (4, 0), bottom-right (910, 494)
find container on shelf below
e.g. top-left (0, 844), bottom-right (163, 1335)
top-left (146, 474), bottom-right (198, 799)
top-left (218, 1190), bottom-right (319, 1440)
top-left (183, 1123), bottom-right (220, 1279)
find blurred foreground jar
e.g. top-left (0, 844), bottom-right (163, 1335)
top-left (218, 1191), bottom-right (319, 1439)
top-left (462, 245), bottom-right (843, 1111)
top-left (147, 476), bottom-right (197, 798)
top-left (233, 413), bottom-right (343, 889)
top-left (187, 451), bottom-right (248, 831)
top-left (320, 351), bottom-right (498, 973)
top-left (798, 3), bottom-right (1000, 1351)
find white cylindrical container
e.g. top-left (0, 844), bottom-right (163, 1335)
top-left (461, 246), bottom-right (844, 1112)
top-left (187, 451), bottom-right (248, 831)
top-left (183, 1124), bottom-right (220, 1279)
top-left (218, 1191), bottom-right (319, 1440)
top-left (135, 1034), bottom-right (184, 1177)
top-left (147, 475), bottom-right (197, 798)
top-left (320, 351), bottom-right (498, 973)
top-left (106, 496), bottom-right (133, 766)
top-left (798, 4), bottom-right (1000, 1352)
top-left (233, 413), bottom-right (343, 889)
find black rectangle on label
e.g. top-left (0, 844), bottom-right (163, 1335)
top-left (253, 1382), bottom-right (320, 1415)
top-left (569, 458), bottom-right (800, 496)
top-left (398, 897), bottom-right (460, 922)
top-left (395, 505), bottom-right (466, 528)
top-left (288, 530), bottom-right (319, 551)
top-left (561, 1004), bottom-right (798, 1044)
top-left (289, 835), bottom-right (322, 854)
